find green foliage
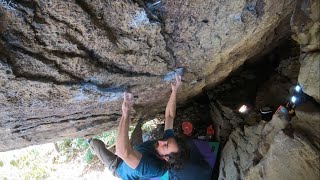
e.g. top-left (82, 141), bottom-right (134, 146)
top-left (83, 149), bottom-right (94, 163)
top-left (142, 121), bottom-right (154, 132)
top-left (93, 130), bottom-right (117, 146)
top-left (57, 138), bottom-right (89, 154)
top-left (10, 160), bottom-right (18, 167)
top-left (57, 139), bottom-right (72, 153)
top-left (54, 127), bottom-right (136, 165)
top-left (71, 138), bottom-right (89, 150)
top-left (8, 149), bottom-right (49, 180)
top-left (0, 160), bottom-right (4, 167)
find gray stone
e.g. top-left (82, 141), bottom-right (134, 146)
top-left (245, 131), bottom-right (320, 180)
top-left (276, 56), bottom-right (300, 83)
top-left (292, 100), bottom-right (320, 149)
top-left (218, 106), bottom-right (320, 180)
top-left (298, 53), bottom-right (320, 103)
top-left (218, 107), bottom-right (290, 180)
top-left (209, 101), bottom-right (244, 145)
top-left (291, 0), bottom-right (320, 103)
top-left (219, 1), bottom-right (320, 179)
top-left (258, 106), bottom-right (290, 156)
top-left (218, 122), bottom-right (266, 180)
top-left (0, 0), bottom-right (296, 151)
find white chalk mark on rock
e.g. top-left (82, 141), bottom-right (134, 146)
top-left (0, 0), bottom-right (16, 10)
top-left (163, 68), bottom-right (184, 82)
top-left (98, 92), bottom-right (123, 103)
top-left (73, 83), bottom-right (123, 103)
top-left (129, 11), bottom-right (149, 28)
top-left (74, 89), bottom-right (89, 101)
top-left (232, 14), bottom-right (242, 22)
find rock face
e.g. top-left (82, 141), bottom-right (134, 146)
top-left (208, 100), bottom-right (244, 145)
top-left (298, 53), bottom-right (320, 102)
top-left (292, 100), bottom-right (320, 149)
top-left (218, 107), bottom-right (320, 180)
top-left (0, 0), bottom-right (296, 151)
top-left (291, 0), bottom-right (320, 103)
top-left (218, 121), bottom-right (265, 179)
top-left (255, 55), bottom-right (300, 109)
top-left (245, 131), bottom-right (320, 180)
top-left (257, 107), bottom-right (290, 156)
top-left (218, 1), bottom-right (320, 178)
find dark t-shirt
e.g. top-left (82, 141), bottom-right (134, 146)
top-left (116, 129), bottom-right (174, 180)
top-left (168, 139), bottom-right (212, 180)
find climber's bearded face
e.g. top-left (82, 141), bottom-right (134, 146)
top-left (154, 137), bottom-right (179, 161)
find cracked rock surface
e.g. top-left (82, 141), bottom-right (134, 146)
top-left (0, 0), bottom-right (295, 151)
top-left (218, 107), bottom-right (320, 180)
top-left (218, 1), bottom-right (320, 179)
top-left (291, 0), bottom-right (320, 103)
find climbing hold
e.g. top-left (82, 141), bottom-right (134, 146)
top-left (163, 67), bottom-right (185, 82)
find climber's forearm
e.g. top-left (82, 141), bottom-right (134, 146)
top-left (116, 111), bottom-right (132, 157)
top-left (164, 89), bottom-right (177, 130)
top-left (115, 110), bottom-right (142, 169)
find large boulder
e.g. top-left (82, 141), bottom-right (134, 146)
top-left (257, 107), bottom-right (290, 156)
top-left (291, 0), bottom-right (320, 103)
top-left (298, 53), bottom-right (320, 103)
top-left (292, 100), bottom-right (320, 149)
top-left (218, 107), bottom-right (320, 180)
top-left (0, 0), bottom-right (296, 151)
top-left (218, 122), bottom-right (266, 179)
top-left (245, 131), bottom-right (320, 180)
top-left (208, 100), bottom-right (244, 145)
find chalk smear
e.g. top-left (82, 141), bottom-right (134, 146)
top-left (74, 89), bottom-right (89, 101)
top-left (163, 67), bottom-right (184, 82)
top-left (129, 10), bottom-right (149, 28)
top-left (73, 82), bottom-right (123, 103)
top-left (0, 0), bottom-right (16, 10)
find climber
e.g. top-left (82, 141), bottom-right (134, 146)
top-left (87, 74), bottom-right (188, 180)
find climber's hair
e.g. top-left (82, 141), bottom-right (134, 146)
top-left (156, 136), bottom-right (190, 170)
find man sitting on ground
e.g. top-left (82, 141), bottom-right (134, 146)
top-left (88, 74), bottom-right (188, 180)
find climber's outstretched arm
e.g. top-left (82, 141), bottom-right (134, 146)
top-left (116, 92), bottom-right (142, 169)
top-left (164, 74), bottom-right (182, 130)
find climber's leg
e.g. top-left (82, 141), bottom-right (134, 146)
top-left (88, 139), bottom-right (120, 177)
